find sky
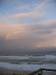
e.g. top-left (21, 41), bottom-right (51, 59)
top-left (0, 0), bottom-right (56, 52)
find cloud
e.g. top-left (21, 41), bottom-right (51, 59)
top-left (0, 0), bottom-right (50, 25)
top-left (33, 35), bottom-right (56, 48)
top-left (0, 23), bottom-right (33, 49)
top-left (0, 0), bottom-right (56, 51)
top-left (32, 19), bottom-right (56, 48)
top-left (0, 19), bottom-right (56, 49)
top-left (2, 0), bottom-right (48, 20)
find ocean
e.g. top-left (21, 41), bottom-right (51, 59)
top-left (0, 55), bottom-right (56, 75)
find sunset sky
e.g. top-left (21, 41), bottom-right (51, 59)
top-left (0, 0), bottom-right (56, 52)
